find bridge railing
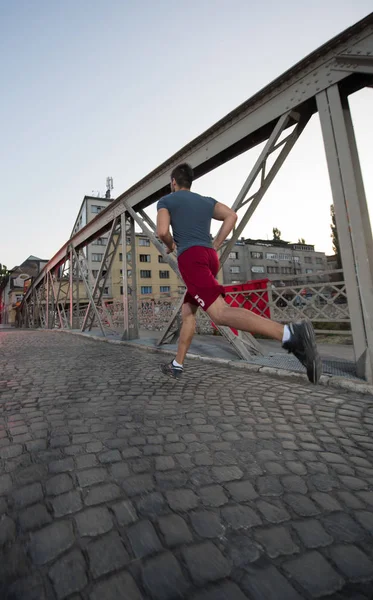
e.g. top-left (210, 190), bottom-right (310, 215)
top-left (63, 269), bottom-right (350, 338)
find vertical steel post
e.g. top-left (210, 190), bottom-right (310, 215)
top-left (75, 253), bottom-right (80, 329)
top-left (46, 271), bottom-right (50, 329)
top-left (73, 248), bottom-right (106, 336)
top-left (128, 215), bottom-right (139, 339)
top-left (120, 212), bottom-right (130, 339)
top-left (317, 85), bottom-right (373, 382)
top-left (69, 248), bottom-right (74, 329)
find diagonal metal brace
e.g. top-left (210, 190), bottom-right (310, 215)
top-left (156, 109), bottom-right (311, 356)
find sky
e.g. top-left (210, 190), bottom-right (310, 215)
top-left (1, 1), bottom-right (372, 269)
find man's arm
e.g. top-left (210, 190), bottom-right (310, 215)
top-left (157, 208), bottom-right (175, 253)
top-left (212, 202), bottom-right (238, 250)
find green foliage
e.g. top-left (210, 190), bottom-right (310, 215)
top-left (330, 205), bottom-right (342, 269)
top-left (272, 227), bottom-right (281, 241)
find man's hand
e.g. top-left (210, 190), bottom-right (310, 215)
top-left (166, 242), bottom-right (176, 254)
top-left (157, 208), bottom-right (176, 254)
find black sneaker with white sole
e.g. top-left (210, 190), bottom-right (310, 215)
top-left (282, 321), bottom-right (322, 384)
top-left (161, 361), bottom-right (183, 379)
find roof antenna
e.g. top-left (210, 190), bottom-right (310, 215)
top-left (105, 177), bottom-right (114, 199)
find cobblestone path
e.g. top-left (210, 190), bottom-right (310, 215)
top-left (1, 330), bottom-right (373, 599)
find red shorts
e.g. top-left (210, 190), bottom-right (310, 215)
top-left (177, 246), bottom-right (225, 311)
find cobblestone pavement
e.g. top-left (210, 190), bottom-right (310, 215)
top-left (1, 330), bottom-right (373, 600)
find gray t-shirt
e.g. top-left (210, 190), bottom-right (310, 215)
top-left (157, 190), bottom-right (217, 257)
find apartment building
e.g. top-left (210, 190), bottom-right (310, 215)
top-left (71, 195), bottom-right (114, 298)
top-left (0, 255), bottom-right (48, 325)
top-left (111, 233), bottom-right (184, 299)
top-left (222, 238), bottom-right (328, 286)
top-left (71, 196), bottom-right (185, 299)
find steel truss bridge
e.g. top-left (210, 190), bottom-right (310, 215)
top-left (21, 14), bottom-right (373, 383)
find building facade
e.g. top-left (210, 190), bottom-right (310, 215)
top-left (222, 238), bottom-right (328, 286)
top-left (0, 256), bottom-right (48, 325)
top-left (71, 196), bottom-right (185, 300)
top-left (71, 195), bottom-right (114, 298)
top-left (112, 233), bottom-right (184, 300)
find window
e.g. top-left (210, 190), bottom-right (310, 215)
top-left (94, 237), bottom-right (107, 246)
top-left (251, 251), bottom-right (263, 259)
top-left (158, 255), bottom-right (166, 263)
top-left (159, 270), bottom-right (170, 279)
top-left (141, 286), bottom-right (152, 294)
top-left (281, 267), bottom-right (293, 274)
top-left (160, 286), bottom-right (170, 293)
top-left (251, 265), bottom-right (265, 273)
top-left (120, 286), bottom-right (123, 295)
top-left (126, 236), bottom-right (131, 246)
top-left (230, 266), bottom-right (240, 274)
top-left (120, 269), bottom-right (122, 275)
top-left (127, 269), bottom-right (132, 278)
top-left (293, 244), bottom-right (313, 252)
top-left (266, 252), bottom-right (278, 260)
top-left (304, 257), bottom-right (312, 264)
top-left (104, 287), bottom-right (109, 294)
top-left (295, 268), bottom-right (302, 274)
top-left (267, 266), bottom-right (280, 274)
top-left (293, 256), bottom-right (300, 262)
top-left (91, 205), bottom-right (103, 214)
top-left (139, 238), bottom-right (150, 246)
top-left (92, 253), bottom-right (103, 262)
top-left (306, 269), bottom-right (313, 274)
top-left (92, 270), bottom-right (99, 278)
top-left (140, 270), bottom-right (151, 278)
top-left (316, 257), bottom-right (323, 264)
top-left (140, 254), bottom-right (151, 262)
top-left (279, 253), bottom-right (291, 261)
top-left (178, 286), bottom-right (186, 294)
top-left (229, 252), bottom-right (239, 259)
top-left (119, 252), bottom-right (131, 263)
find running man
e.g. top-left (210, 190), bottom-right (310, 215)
top-left (156, 163), bottom-right (322, 384)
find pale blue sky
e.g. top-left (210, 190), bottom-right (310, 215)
top-left (1, 1), bottom-right (372, 268)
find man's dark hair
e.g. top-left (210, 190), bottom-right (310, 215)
top-left (171, 163), bottom-right (193, 189)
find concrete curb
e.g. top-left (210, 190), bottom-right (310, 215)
top-left (57, 329), bottom-right (373, 396)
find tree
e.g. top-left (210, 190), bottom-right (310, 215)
top-left (272, 227), bottom-right (281, 241)
top-left (0, 264), bottom-right (9, 286)
top-left (330, 204), bottom-right (342, 269)
top-left (298, 237), bottom-right (306, 244)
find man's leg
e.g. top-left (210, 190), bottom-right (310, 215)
top-left (207, 295), bottom-right (322, 384)
top-left (161, 301), bottom-right (198, 379)
top-left (175, 302), bottom-right (198, 365)
top-left (206, 296), bottom-right (284, 340)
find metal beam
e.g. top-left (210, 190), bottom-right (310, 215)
top-left (73, 247), bottom-right (106, 336)
top-left (333, 53), bottom-right (373, 75)
top-left (81, 217), bottom-right (121, 332)
top-left (219, 110), bottom-right (311, 266)
top-left (46, 272), bottom-right (50, 329)
top-left (79, 250), bottom-right (114, 332)
top-left (48, 271), bottom-right (57, 329)
top-left (69, 249), bottom-right (80, 329)
top-left (124, 203), bottom-right (180, 277)
top-left (120, 213), bottom-right (130, 337)
top-left (317, 85), bottom-right (373, 382)
top-left (126, 216), bottom-right (138, 340)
